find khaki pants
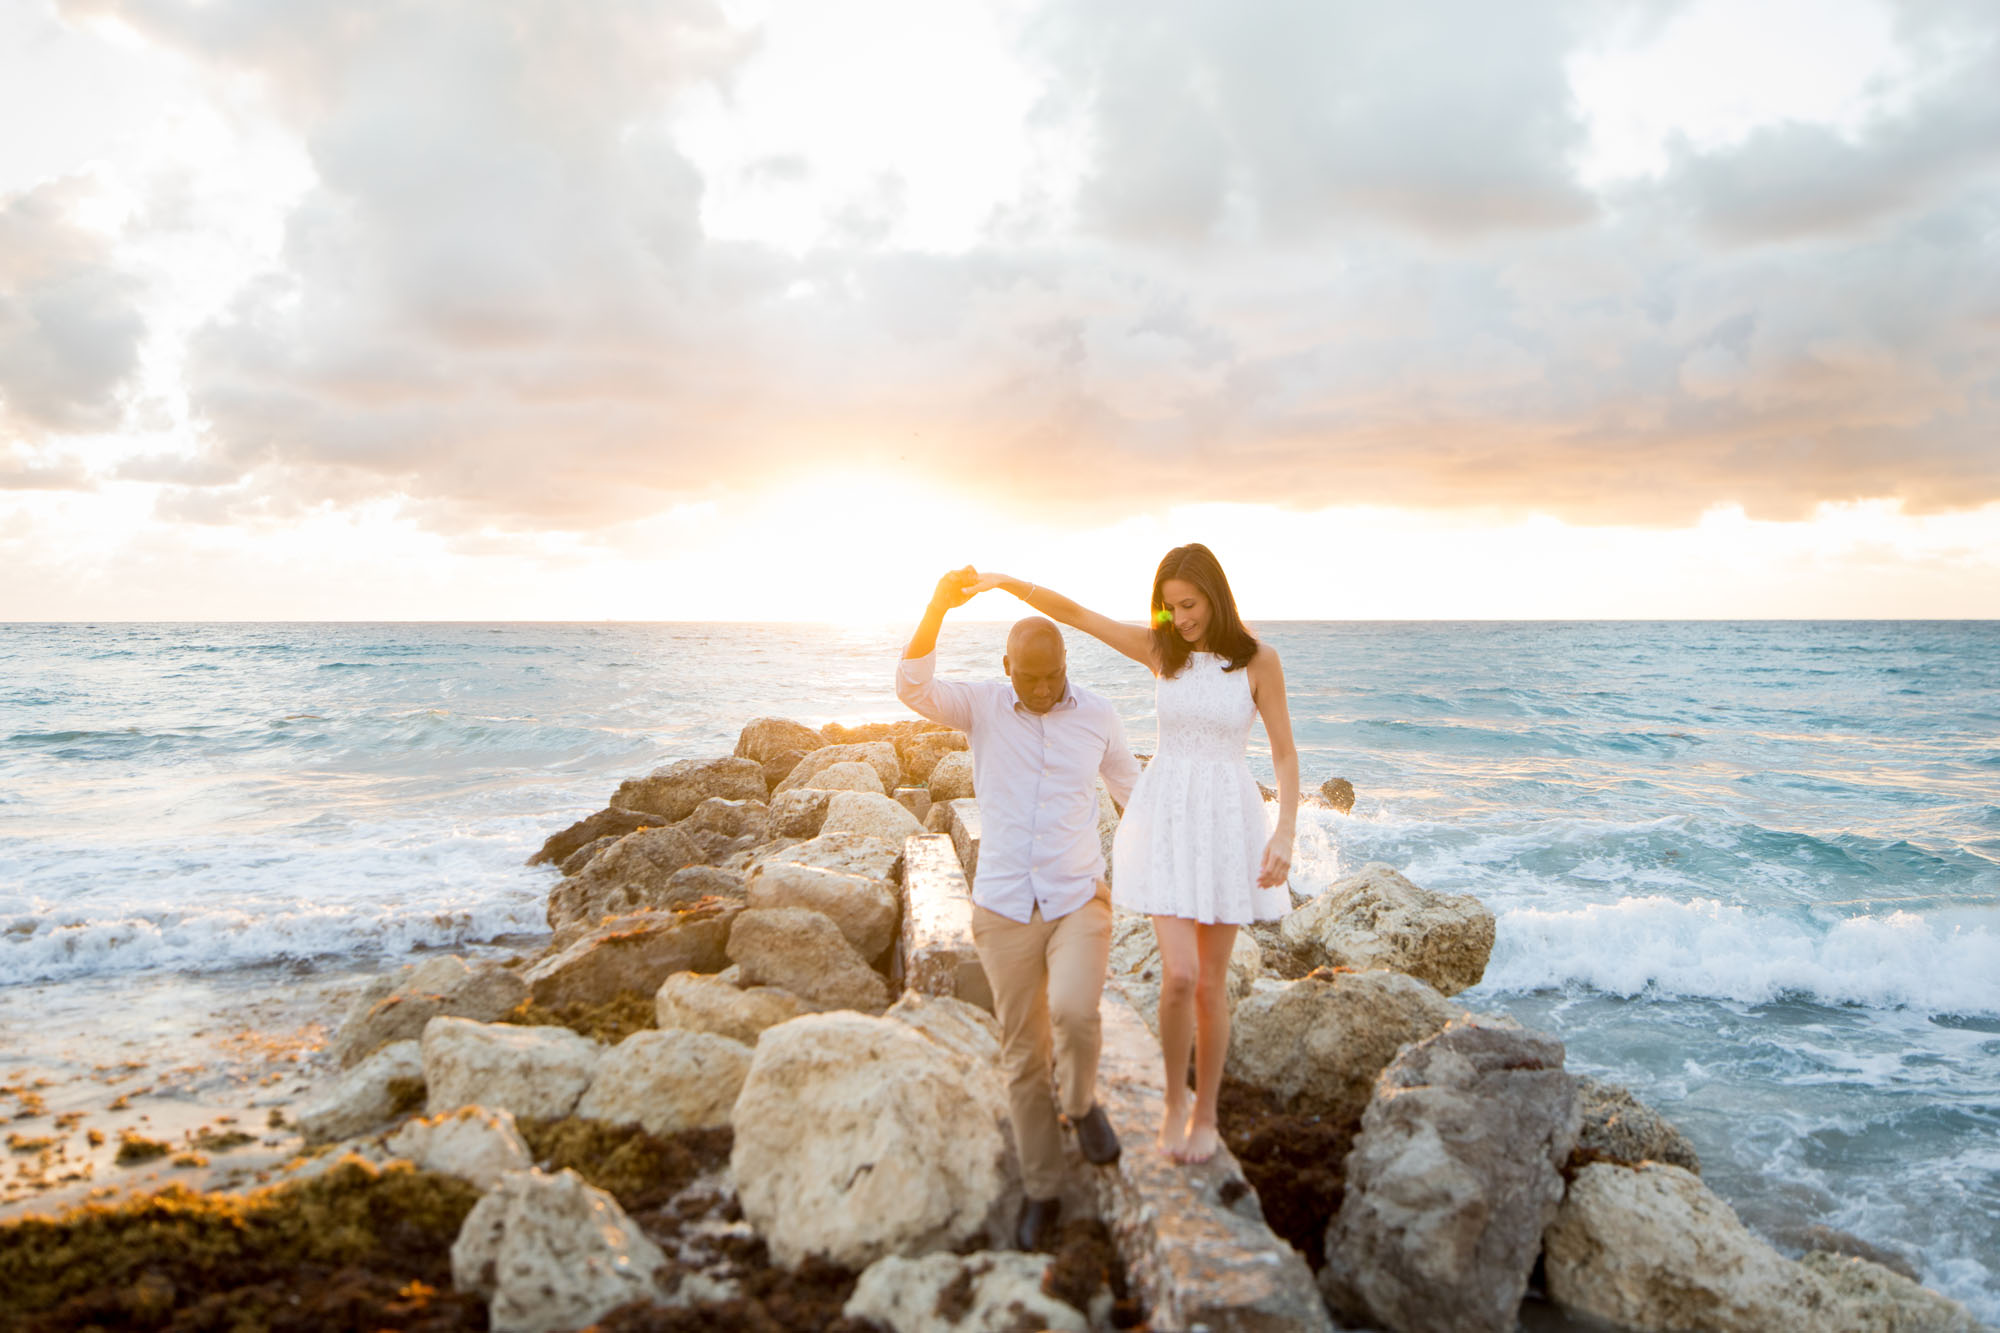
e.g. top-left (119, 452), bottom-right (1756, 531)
top-left (971, 883), bottom-right (1113, 1200)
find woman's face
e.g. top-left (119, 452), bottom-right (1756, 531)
top-left (1159, 578), bottom-right (1211, 647)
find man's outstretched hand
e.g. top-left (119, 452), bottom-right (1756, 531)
top-left (933, 566), bottom-right (981, 610)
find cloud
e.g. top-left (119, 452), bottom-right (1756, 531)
top-left (0, 177), bottom-right (146, 439)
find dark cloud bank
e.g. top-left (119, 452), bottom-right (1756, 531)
top-left (6, 0), bottom-right (1998, 528)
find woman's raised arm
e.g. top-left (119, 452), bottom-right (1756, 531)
top-left (971, 573), bottom-right (1157, 671)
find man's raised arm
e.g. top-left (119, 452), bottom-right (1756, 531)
top-left (896, 566), bottom-right (981, 732)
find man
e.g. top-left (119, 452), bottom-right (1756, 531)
top-left (896, 566), bottom-right (1140, 1251)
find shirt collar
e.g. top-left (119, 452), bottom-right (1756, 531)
top-left (1012, 683), bottom-right (1080, 715)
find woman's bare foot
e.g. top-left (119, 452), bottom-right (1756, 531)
top-left (1158, 1096), bottom-right (1190, 1160)
top-left (1180, 1120), bottom-right (1222, 1164)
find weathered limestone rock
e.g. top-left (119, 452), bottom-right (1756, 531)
top-left (726, 907), bottom-right (891, 1013)
top-left (1319, 777), bottom-right (1356, 812)
top-left (1574, 1075), bottom-right (1701, 1174)
top-left (1097, 779), bottom-right (1120, 881)
top-left (924, 797), bottom-right (981, 882)
top-left (545, 823), bottom-right (703, 937)
top-left (655, 970), bottom-right (810, 1044)
top-left (1544, 1162), bottom-right (1848, 1333)
top-left (885, 991), bottom-right (1002, 1068)
top-left (1279, 862), bottom-right (1495, 996)
top-left (451, 1167), bottom-right (667, 1333)
top-left (798, 759), bottom-right (886, 794)
top-left (896, 729), bottom-right (969, 787)
top-left (730, 1012), bottom-right (1016, 1268)
top-left (1794, 1225), bottom-right (1920, 1282)
top-left (659, 863), bottom-right (747, 904)
top-left (1091, 983), bottom-right (1333, 1332)
top-left (297, 1039), bottom-right (425, 1145)
top-left (384, 1105), bottom-right (533, 1189)
top-left (768, 787), bottom-right (834, 838)
top-left (1321, 1016), bottom-right (1581, 1333)
top-left (821, 719), bottom-right (944, 747)
top-left (558, 834), bottom-right (621, 877)
top-left (613, 755), bottom-right (768, 822)
top-left (843, 1251), bottom-right (1087, 1333)
top-left (927, 750), bottom-right (975, 802)
top-left (525, 903), bottom-right (739, 1009)
top-left (1799, 1252), bottom-right (1981, 1333)
top-left (820, 789), bottom-right (925, 844)
top-left (893, 785), bottom-right (933, 823)
top-left (900, 833), bottom-right (994, 1013)
top-left (744, 832), bottom-right (902, 960)
top-left (330, 959), bottom-right (530, 1069)
top-left (575, 1027), bottom-right (754, 1135)
top-left (527, 806), bottom-right (661, 868)
top-left (678, 795), bottom-right (772, 843)
top-left (422, 1017), bottom-right (602, 1119)
top-left (735, 716), bottom-right (824, 770)
top-left (774, 741), bottom-right (902, 796)
top-left (1225, 970), bottom-right (1461, 1123)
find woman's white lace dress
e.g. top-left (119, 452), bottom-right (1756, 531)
top-left (1111, 651), bottom-right (1287, 924)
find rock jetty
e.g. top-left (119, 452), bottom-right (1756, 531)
top-left (0, 713), bottom-right (1982, 1333)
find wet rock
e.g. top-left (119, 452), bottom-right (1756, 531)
top-left (1225, 970), bottom-right (1460, 1123)
top-left (1319, 777), bottom-right (1356, 812)
top-left (819, 789), bottom-right (926, 845)
top-left (1799, 1251), bottom-right (1980, 1333)
top-left (575, 1027), bottom-right (753, 1134)
top-left (843, 1250), bottom-right (1087, 1332)
top-left (926, 750), bottom-right (974, 802)
top-left (735, 716), bottom-right (824, 772)
top-left (884, 991), bottom-right (1002, 1068)
top-left (1544, 1162), bottom-right (1847, 1333)
top-left (546, 823), bottom-right (704, 938)
top-left (726, 907), bottom-right (891, 1014)
top-left (422, 1016), bottom-right (603, 1120)
top-left (895, 729), bottom-right (969, 787)
top-left (745, 832), bottom-right (903, 960)
top-left (526, 903), bottom-right (739, 1009)
top-left (330, 959), bottom-right (530, 1069)
top-left (1574, 1075), bottom-right (1701, 1174)
top-left (774, 741), bottom-right (903, 796)
top-left (1321, 1016), bottom-right (1580, 1333)
top-left (1279, 862), bottom-right (1495, 996)
top-left (798, 759), bottom-right (887, 794)
top-left (297, 1039), bottom-right (426, 1144)
top-left (384, 1104), bottom-right (533, 1190)
top-left (528, 806), bottom-right (662, 868)
top-left (613, 756), bottom-right (767, 822)
top-left (451, 1166), bottom-right (667, 1333)
top-left (731, 1011), bottom-right (1016, 1268)
top-left (655, 969), bottom-right (811, 1044)
top-left (768, 786), bottom-right (835, 838)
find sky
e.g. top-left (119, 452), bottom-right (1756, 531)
top-left (1, 0), bottom-right (1997, 621)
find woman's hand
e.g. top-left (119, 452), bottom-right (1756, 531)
top-left (932, 566), bottom-right (981, 610)
top-left (967, 572), bottom-right (1013, 597)
top-left (1258, 831), bottom-right (1293, 888)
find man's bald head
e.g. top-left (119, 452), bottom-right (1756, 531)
top-left (1003, 617), bottom-right (1068, 714)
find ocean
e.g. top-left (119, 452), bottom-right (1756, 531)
top-left (2, 620), bottom-right (1996, 1318)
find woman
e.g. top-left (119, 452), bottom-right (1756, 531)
top-left (973, 544), bottom-right (1298, 1162)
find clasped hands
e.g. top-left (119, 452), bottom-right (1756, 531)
top-left (932, 566), bottom-right (1009, 609)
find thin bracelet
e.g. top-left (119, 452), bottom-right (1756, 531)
top-left (1024, 583), bottom-right (1037, 602)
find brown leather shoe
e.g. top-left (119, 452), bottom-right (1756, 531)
top-left (1017, 1196), bottom-right (1061, 1251)
top-left (1074, 1102), bottom-right (1122, 1165)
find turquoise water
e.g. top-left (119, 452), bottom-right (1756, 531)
top-left (2, 620), bottom-right (1996, 1316)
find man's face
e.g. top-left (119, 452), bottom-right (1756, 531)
top-left (1004, 638), bottom-right (1067, 714)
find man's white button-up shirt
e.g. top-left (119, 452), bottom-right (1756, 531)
top-left (896, 651), bottom-right (1141, 924)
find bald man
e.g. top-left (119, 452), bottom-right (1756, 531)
top-left (897, 567), bottom-right (1141, 1251)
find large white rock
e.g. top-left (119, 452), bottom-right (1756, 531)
top-left (1799, 1252), bottom-right (1981, 1333)
top-left (1225, 970), bottom-right (1460, 1123)
top-left (726, 906), bottom-right (892, 1013)
top-left (775, 741), bottom-right (902, 796)
top-left (451, 1167), bottom-right (668, 1333)
top-left (1544, 1162), bottom-right (1848, 1333)
top-left (819, 789), bottom-right (926, 844)
top-left (731, 1012), bottom-right (1017, 1268)
top-left (421, 1017), bottom-right (603, 1120)
top-left (799, 760), bottom-right (886, 794)
top-left (1280, 862), bottom-right (1495, 997)
top-left (384, 1105), bottom-right (533, 1190)
top-left (926, 751), bottom-right (975, 802)
top-left (745, 833), bottom-right (902, 959)
top-left (655, 970), bottom-right (810, 1044)
top-left (329, 958), bottom-right (530, 1068)
top-left (884, 991), bottom-right (1002, 1068)
top-left (575, 1027), bottom-right (753, 1134)
top-left (296, 1039), bottom-right (425, 1145)
top-left (843, 1251), bottom-right (1088, 1333)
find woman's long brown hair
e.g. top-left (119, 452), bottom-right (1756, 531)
top-left (1150, 543), bottom-right (1258, 677)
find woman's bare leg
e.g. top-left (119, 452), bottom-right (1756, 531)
top-left (1181, 921), bottom-right (1239, 1163)
top-left (1149, 915), bottom-right (1200, 1160)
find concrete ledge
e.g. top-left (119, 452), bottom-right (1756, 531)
top-left (899, 833), bottom-right (993, 1013)
top-left (1091, 982), bottom-right (1333, 1333)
